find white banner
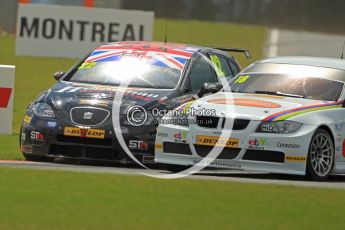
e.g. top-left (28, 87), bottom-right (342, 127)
top-left (0, 65), bottom-right (15, 135)
top-left (16, 4), bottom-right (154, 58)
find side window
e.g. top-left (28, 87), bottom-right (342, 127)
top-left (210, 53), bottom-right (235, 79)
top-left (188, 56), bottom-right (216, 92)
top-left (228, 60), bottom-right (240, 76)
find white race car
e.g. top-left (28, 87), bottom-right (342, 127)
top-left (155, 56), bottom-right (345, 180)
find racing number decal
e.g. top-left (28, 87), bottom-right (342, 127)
top-left (234, 75), bottom-right (250, 84)
top-left (210, 55), bottom-right (225, 77)
top-left (78, 62), bottom-right (97, 70)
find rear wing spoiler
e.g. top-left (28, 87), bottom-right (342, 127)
top-left (214, 48), bottom-right (252, 59)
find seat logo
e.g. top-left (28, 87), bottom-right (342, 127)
top-left (83, 112), bottom-right (93, 120)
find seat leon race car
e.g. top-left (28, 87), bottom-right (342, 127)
top-left (155, 56), bottom-right (345, 180)
top-left (20, 41), bottom-right (250, 164)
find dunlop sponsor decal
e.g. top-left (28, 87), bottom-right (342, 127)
top-left (64, 127), bottom-right (105, 139)
top-left (285, 156), bottom-right (307, 162)
top-left (195, 136), bottom-right (239, 148)
top-left (155, 144), bottom-right (162, 149)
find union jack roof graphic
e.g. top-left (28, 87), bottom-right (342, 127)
top-left (85, 41), bottom-right (200, 70)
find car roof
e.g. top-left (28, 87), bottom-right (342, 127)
top-left (93, 41), bottom-right (237, 58)
top-left (94, 41), bottom-right (207, 56)
top-left (259, 56), bottom-right (345, 71)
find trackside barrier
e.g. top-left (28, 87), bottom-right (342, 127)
top-left (0, 65), bottom-right (15, 135)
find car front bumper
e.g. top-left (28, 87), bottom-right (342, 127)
top-left (155, 121), bottom-right (318, 175)
top-left (20, 114), bottom-right (157, 164)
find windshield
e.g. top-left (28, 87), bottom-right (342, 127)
top-left (66, 53), bottom-right (187, 89)
top-left (229, 74), bottom-right (344, 101)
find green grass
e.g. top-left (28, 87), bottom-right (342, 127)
top-left (0, 167), bottom-right (344, 229)
top-left (0, 18), bottom-right (266, 160)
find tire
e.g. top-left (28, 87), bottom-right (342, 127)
top-left (19, 125), bottom-right (23, 149)
top-left (306, 129), bottom-right (335, 181)
top-left (24, 154), bottom-right (52, 162)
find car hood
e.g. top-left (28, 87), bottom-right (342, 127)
top-left (193, 92), bottom-right (342, 121)
top-left (46, 81), bottom-right (176, 113)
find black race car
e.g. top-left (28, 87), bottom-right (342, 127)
top-left (20, 41), bottom-right (250, 164)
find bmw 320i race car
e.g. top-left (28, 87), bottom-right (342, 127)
top-left (20, 41), bottom-right (250, 164)
top-left (155, 56), bottom-right (345, 180)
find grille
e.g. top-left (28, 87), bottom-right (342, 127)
top-left (222, 119), bottom-right (250, 130)
top-left (243, 149), bottom-right (285, 163)
top-left (196, 116), bottom-right (220, 128)
top-left (194, 145), bottom-right (240, 159)
top-left (196, 116), bottom-right (250, 130)
top-left (49, 145), bottom-right (118, 160)
top-left (163, 142), bottom-right (192, 155)
top-left (70, 107), bottom-right (110, 126)
top-left (57, 135), bottom-right (113, 146)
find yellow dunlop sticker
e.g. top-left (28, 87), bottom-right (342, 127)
top-left (23, 115), bottom-right (32, 124)
top-left (234, 75), bottom-right (250, 84)
top-left (78, 62), bottom-right (97, 70)
top-left (210, 55), bottom-right (225, 77)
top-left (64, 127), bottom-right (105, 139)
top-left (196, 136), bottom-right (239, 148)
top-left (285, 156), bottom-right (307, 162)
top-left (155, 144), bottom-right (162, 149)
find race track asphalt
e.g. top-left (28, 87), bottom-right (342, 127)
top-left (1, 160), bottom-right (345, 189)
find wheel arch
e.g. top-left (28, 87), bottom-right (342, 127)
top-left (317, 125), bottom-right (335, 146)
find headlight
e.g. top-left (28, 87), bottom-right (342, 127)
top-left (256, 121), bottom-right (302, 134)
top-left (33, 103), bottom-right (55, 118)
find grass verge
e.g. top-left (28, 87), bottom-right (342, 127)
top-left (0, 167), bottom-right (344, 229)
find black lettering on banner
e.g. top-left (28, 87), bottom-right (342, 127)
top-left (108, 23), bottom-right (119, 42)
top-left (76, 21), bottom-right (89, 41)
top-left (123, 24), bottom-right (135, 41)
top-left (139, 25), bottom-right (144, 40)
top-left (42, 18), bottom-right (56, 39)
top-left (59, 20), bottom-right (73, 40)
top-left (92, 22), bottom-right (105, 42)
top-left (20, 17), bottom-right (39, 38)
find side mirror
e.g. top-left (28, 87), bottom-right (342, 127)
top-left (198, 82), bottom-right (223, 98)
top-left (53, 71), bottom-right (65, 81)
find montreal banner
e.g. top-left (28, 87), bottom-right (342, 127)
top-left (16, 4), bottom-right (154, 58)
